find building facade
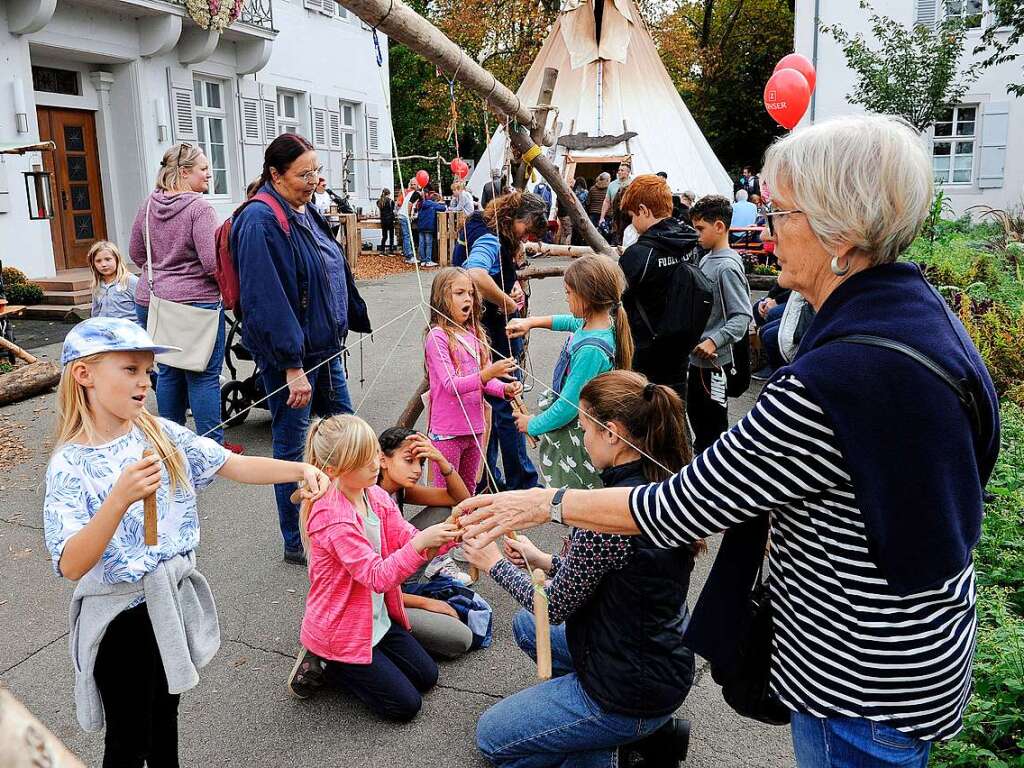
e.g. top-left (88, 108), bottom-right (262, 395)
top-left (0, 0), bottom-right (394, 279)
top-left (795, 0), bottom-right (1022, 215)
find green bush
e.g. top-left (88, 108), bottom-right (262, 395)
top-left (5, 282), bottom-right (44, 305)
top-left (1, 266), bottom-right (27, 287)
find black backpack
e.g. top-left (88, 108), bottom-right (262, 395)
top-left (632, 246), bottom-right (713, 354)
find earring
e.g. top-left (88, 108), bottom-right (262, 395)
top-left (830, 253), bottom-right (851, 276)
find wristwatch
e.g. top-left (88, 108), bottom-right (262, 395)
top-left (549, 487), bottom-right (568, 525)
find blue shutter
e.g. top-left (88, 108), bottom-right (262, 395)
top-left (978, 101), bottom-right (1009, 189)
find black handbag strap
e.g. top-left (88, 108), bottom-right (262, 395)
top-left (827, 334), bottom-right (983, 437)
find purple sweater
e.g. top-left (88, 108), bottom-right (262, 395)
top-left (129, 191), bottom-right (220, 306)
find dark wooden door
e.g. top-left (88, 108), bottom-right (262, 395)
top-left (37, 107), bottom-right (107, 270)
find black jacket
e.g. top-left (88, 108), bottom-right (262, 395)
top-left (566, 460), bottom-right (696, 717)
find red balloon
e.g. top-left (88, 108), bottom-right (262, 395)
top-left (455, 160), bottom-right (470, 179)
top-left (774, 53), bottom-right (816, 94)
top-left (416, 170), bottom-right (430, 187)
top-left (450, 158), bottom-right (462, 173)
top-left (763, 69), bottom-right (811, 130)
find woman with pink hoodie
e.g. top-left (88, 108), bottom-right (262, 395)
top-left (129, 144), bottom-right (225, 445)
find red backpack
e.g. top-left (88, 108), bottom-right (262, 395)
top-left (214, 191), bottom-right (289, 313)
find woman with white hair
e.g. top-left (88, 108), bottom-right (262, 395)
top-left (458, 115), bottom-right (1000, 766)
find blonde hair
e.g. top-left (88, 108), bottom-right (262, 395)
top-left (156, 143), bottom-right (204, 193)
top-left (54, 353), bottom-right (189, 492)
top-left (427, 267), bottom-right (490, 375)
top-left (564, 255), bottom-right (634, 370)
top-left (300, 415), bottom-right (379, 553)
top-left (761, 114), bottom-right (933, 265)
top-left (87, 241), bottom-right (131, 296)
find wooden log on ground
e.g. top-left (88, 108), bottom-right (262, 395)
top-left (518, 264), bottom-right (567, 281)
top-left (0, 337), bottom-right (37, 365)
top-left (397, 377), bottom-right (429, 429)
top-left (0, 686), bottom-right (86, 767)
top-left (524, 242), bottom-right (622, 259)
top-left (0, 360), bottom-right (61, 406)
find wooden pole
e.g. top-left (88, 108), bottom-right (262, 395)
top-left (516, 67), bottom-right (558, 190)
top-left (142, 449), bottom-right (158, 546)
top-left (0, 337), bottom-right (37, 365)
top-left (532, 568), bottom-right (552, 680)
top-left (437, 210), bottom-right (450, 266)
top-left (0, 360), bottom-right (60, 406)
top-left (334, 0), bottom-right (616, 259)
top-left (397, 377), bottom-right (429, 429)
top-left (518, 264), bottom-right (567, 281)
top-left (524, 242), bottom-right (621, 259)
top-left (0, 687), bottom-right (86, 768)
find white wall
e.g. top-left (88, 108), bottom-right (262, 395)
top-left (794, 0), bottom-right (1023, 215)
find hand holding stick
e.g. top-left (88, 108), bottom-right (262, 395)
top-left (512, 397), bottom-right (539, 449)
top-left (532, 568), bottom-right (552, 680)
top-left (142, 449), bottom-right (158, 546)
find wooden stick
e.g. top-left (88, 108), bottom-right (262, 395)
top-left (532, 568), bottom-right (552, 680)
top-left (523, 242), bottom-right (622, 259)
top-left (512, 396), bottom-right (539, 449)
top-left (398, 377), bottom-right (430, 429)
top-left (0, 687), bottom-right (86, 767)
top-left (517, 264), bottom-right (567, 281)
top-left (0, 336), bottom-right (37, 365)
top-left (142, 449), bottom-right (158, 546)
top-left (0, 360), bottom-right (60, 406)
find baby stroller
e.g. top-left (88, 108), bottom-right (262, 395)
top-left (220, 313), bottom-right (268, 427)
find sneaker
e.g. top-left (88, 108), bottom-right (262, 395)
top-left (618, 718), bottom-right (690, 767)
top-left (404, 257), bottom-right (417, 265)
top-left (424, 555), bottom-right (473, 586)
top-left (283, 548), bottom-right (307, 566)
top-left (449, 545), bottom-right (469, 564)
top-left (223, 440), bottom-right (245, 454)
top-left (287, 647), bottom-right (325, 699)
top-left (751, 365), bottom-right (774, 381)
top-left (420, 261), bottom-right (439, 268)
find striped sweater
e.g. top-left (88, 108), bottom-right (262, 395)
top-left (629, 374), bottom-right (976, 741)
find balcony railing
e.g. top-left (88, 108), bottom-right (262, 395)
top-left (165, 0), bottom-right (275, 31)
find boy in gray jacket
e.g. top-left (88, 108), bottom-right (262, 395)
top-left (687, 195), bottom-right (753, 452)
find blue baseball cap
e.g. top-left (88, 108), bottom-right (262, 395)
top-left (61, 317), bottom-right (181, 366)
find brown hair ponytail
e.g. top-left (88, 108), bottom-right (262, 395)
top-left (564, 255), bottom-right (635, 370)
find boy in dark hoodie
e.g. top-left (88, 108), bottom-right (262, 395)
top-left (618, 175), bottom-right (703, 402)
top-left (416, 192), bottom-right (447, 267)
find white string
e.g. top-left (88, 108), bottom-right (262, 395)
top-left (354, 307), bottom-right (418, 414)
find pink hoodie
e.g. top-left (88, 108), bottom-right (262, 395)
top-left (300, 485), bottom-right (453, 664)
top-left (425, 327), bottom-right (506, 436)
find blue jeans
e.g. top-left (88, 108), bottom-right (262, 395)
top-left (477, 609), bottom-right (669, 767)
top-left (485, 394), bottom-right (540, 491)
top-left (418, 230), bottom-right (435, 264)
top-left (135, 301), bottom-right (225, 445)
top-left (399, 215), bottom-right (414, 260)
top-left (753, 298), bottom-right (786, 328)
top-left (791, 712), bottom-right (931, 768)
top-left (262, 355), bottom-right (353, 553)
top-left (760, 318), bottom-right (786, 370)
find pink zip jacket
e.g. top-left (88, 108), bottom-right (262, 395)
top-left (425, 327), bottom-right (506, 436)
top-left (300, 485), bottom-right (452, 664)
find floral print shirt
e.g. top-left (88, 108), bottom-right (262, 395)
top-left (44, 419), bottom-right (229, 586)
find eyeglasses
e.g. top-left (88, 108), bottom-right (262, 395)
top-left (176, 143), bottom-right (192, 167)
top-left (764, 209), bottom-right (803, 237)
top-left (297, 165), bottom-right (325, 183)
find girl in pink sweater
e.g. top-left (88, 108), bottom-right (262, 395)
top-left (288, 414), bottom-right (460, 720)
top-left (425, 268), bottom-right (522, 493)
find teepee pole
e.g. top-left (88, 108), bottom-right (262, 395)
top-left (338, 0), bottom-right (617, 259)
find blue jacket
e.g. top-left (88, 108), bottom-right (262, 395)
top-left (231, 183), bottom-right (346, 370)
top-left (416, 199), bottom-right (446, 232)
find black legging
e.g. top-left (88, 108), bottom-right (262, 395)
top-left (380, 218), bottom-right (396, 249)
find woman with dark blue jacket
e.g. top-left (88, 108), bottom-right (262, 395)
top-left (231, 133), bottom-right (369, 565)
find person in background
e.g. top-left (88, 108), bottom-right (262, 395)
top-left (675, 191), bottom-right (695, 226)
top-left (88, 241), bottom-right (139, 325)
top-left (730, 189), bottom-right (758, 229)
top-left (450, 180), bottom-right (475, 217)
top-left (416, 192), bottom-right (447, 268)
top-left (480, 170), bottom-right (507, 209)
top-left (687, 194), bottom-right (753, 453)
top-left (735, 166), bottom-right (760, 198)
top-left (312, 177), bottom-right (332, 215)
top-left (377, 188), bottom-right (396, 253)
top-left (587, 173), bottom-right (610, 229)
top-left (600, 163), bottom-right (632, 225)
top-left (397, 178), bottom-right (423, 264)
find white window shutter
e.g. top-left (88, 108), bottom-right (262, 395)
top-left (978, 101), bottom-right (1009, 189)
top-left (170, 86), bottom-right (197, 142)
top-left (311, 107), bottom-right (328, 148)
top-left (367, 117), bottom-right (379, 152)
top-left (320, 0), bottom-right (334, 15)
top-left (328, 111), bottom-right (342, 149)
top-left (240, 97), bottom-right (262, 145)
top-left (262, 99), bottom-right (278, 144)
top-left (915, 0), bottom-right (939, 27)
top-left (303, 0), bottom-right (322, 11)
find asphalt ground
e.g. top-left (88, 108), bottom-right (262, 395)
top-left (0, 262), bottom-right (793, 767)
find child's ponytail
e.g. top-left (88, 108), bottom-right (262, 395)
top-left (611, 303), bottom-right (634, 372)
top-left (564, 255), bottom-right (633, 369)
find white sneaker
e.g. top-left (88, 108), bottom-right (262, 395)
top-left (404, 257), bottom-right (417, 264)
top-left (420, 261), bottom-right (439, 268)
top-left (424, 555), bottom-right (472, 586)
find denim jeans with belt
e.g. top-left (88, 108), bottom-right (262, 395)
top-left (135, 301), bottom-right (225, 445)
top-left (791, 712), bottom-right (931, 768)
top-left (398, 215), bottom-right (415, 260)
top-left (477, 609), bottom-right (669, 768)
top-left (262, 355), bottom-right (353, 554)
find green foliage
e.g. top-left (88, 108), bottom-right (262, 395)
top-left (973, 0), bottom-right (1024, 97)
top-left (820, 1), bottom-right (978, 130)
top-left (0, 361), bottom-right (12, 375)
top-left (2, 266), bottom-right (27, 286)
top-left (933, 403), bottom-right (1024, 767)
top-left (4, 282), bottom-right (44, 305)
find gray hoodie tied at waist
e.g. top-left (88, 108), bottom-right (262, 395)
top-left (69, 552), bottom-right (220, 732)
top-left (689, 247), bottom-right (753, 369)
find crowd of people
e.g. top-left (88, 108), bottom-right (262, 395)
top-left (45, 114), bottom-right (1000, 768)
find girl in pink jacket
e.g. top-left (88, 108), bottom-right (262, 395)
top-left (424, 268), bottom-right (522, 493)
top-left (287, 415), bottom-right (460, 720)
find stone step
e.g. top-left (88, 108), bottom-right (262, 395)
top-left (33, 274), bottom-right (93, 292)
top-left (40, 289), bottom-right (93, 306)
top-left (22, 303), bottom-right (90, 320)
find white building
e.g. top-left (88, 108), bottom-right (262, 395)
top-left (795, 0), bottom-right (1023, 215)
top-left (0, 0), bottom-right (394, 280)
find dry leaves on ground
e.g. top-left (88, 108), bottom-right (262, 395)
top-left (0, 415), bottom-right (32, 472)
top-left (354, 252), bottom-right (420, 281)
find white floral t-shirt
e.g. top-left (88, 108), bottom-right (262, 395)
top-left (43, 419), bottom-right (229, 586)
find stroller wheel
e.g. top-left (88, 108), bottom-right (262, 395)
top-left (221, 380), bottom-right (252, 428)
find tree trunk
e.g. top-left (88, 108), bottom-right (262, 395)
top-left (397, 377), bottom-right (429, 429)
top-left (524, 242), bottom-right (622, 258)
top-left (518, 264), bottom-right (568, 281)
top-left (0, 361), bottom-right (61, 406)
top-left (0, 687), bottom-right (85, 768)
top-left (0, 336), bottom-right (37, 364)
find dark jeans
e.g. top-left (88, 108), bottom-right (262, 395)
top-left (687, 365), bottom-right (728, 455)
top-left (753, 298), bottom-right (786, 328)
top-left (380, 219), bottom-right (395, 249)
top-left (262, 355), bottom-right (353, 553)
top-left (135, 302), bottom-right (226, 445)
top-left (486, 395), bottom-right (540, 491)
top-left (760, 318), bottom-right (786, 370)
top-left (95, 603), bottom-right (181, 768)
top-left (633, 345), bottom-right (689, 404)
top-left (324, 623), bottom-right (438, 721)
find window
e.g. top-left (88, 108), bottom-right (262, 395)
top-left (334, 2), bottom-right (348, 18)
top-left (193, 77), bottom-right (229, 196)
top-left (32, 66), bottom-right (80, 95)
top-left (342, 103), bottom-right (355, 128)
top-left (338, 102), bottom-right (359, 193)
top-left (932, 106), bottom-right (976, 184)
top-left (944, 0), bottom-right (983, 27)
top-left (278, 91), bottom-right (301, 134)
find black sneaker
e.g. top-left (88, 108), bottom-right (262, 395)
top-left (618, 718), bottom-right (691, 767)
top-left (751, 366), bottom-right (774, 381)
top-left (287, 647), bottom-right (325, 699)
top-left (283, 548), bottom-right (307, 566)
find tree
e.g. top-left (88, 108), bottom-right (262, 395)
top-left (974, 0), bottom-right (1024, 96)
top-left (820, 1), bottom-right (979, 131)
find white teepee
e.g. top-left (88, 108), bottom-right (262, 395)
top-left (468, 0), bottom-right (733, 199)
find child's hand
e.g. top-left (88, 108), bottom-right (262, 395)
top-left (412, 522), bottom-right (461, 553)
top-left (511, 283), bottom-right (526, 311)
top-left (423, 597), bottom-right (459, 619)
top-left (298, 464), bottom-right (331, 501)
top-left (513, 412), bottom-right (531, 434)
top-left (503, 534), bottom-right (543, 569)
top-left (461, 538), bottom-right (502, 572)
top-left (481, 357), bottom-right (517, 383)
top-left (692, 338), bottom-right (718, 360)
top-left (504, 380), bottom-right (523, 400)
top-left (505, 318), bottom-right (530, 339)
top-left (112, 454), bottom-right (163, 509)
